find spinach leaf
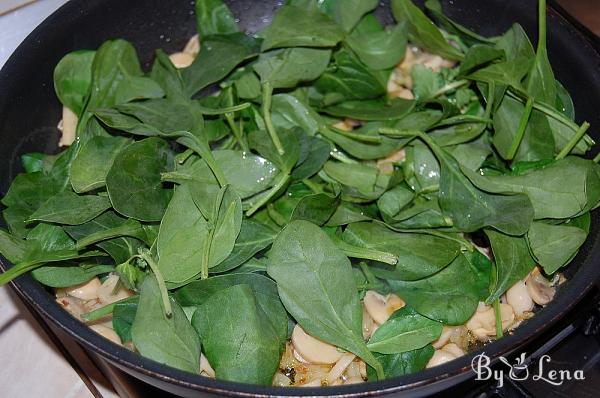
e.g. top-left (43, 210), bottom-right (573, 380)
top-left (525, 0), bottom-right (556, 105)
top-left (162, 150), bottom-right (278, 200)
top-left (290, 192), bottom-right (340, 226)
top-left (260, 5), bottom-right (344, 51)
top-left (345, 222), bottom-right (461, 280)
top-left (463, 157), bottom-right (600, 220)
top-left (70, 135), bottom-right (132, 193)
top-left (291, 137), bottom-right (331, 181)
top-left (191, 284), bottom-right (281, 384)
top-left (182, 33), bottom-right (261, 97)
top-left (346, 19), bottom-right (408, 71)
top-left (367, 307), bottom-right (442, 354)
top-left (210, 220), bottom-right (276, 273)
top-left (254, 48), bottom-right (331, 89)
top-left (458, 45), bottom-right (505, 76)
top-left (156, 183), bottom-right (208, 284)
top-left (113, 298), bottom-right (139, 343)
top-left (196, 0), bottom-right (239, 37)
top-left (53, 50), bottom-right (95, 114)
top-left (175, 272), bottom-right (288, 346)
top-left (495, 23), bottom-right (535, 60)
top-left (27, 192), bottom-right (112, 226)
top-left (150, 49), bottom-right (185, 99)
top-left (131, 275), bottom-right (201, 373)
top-left (391, 0), bottom-right (463, 60)
top-left (485, 229), bottom-right (536, 303)
top-left (0, 229), bottom-right (29, 263)
top-left (323, 98), bottom-right (415, 121)
top-left (386, 251), bottom-right (491, 325)
top-left (367, 345), bottom-right (434, 380)
top-left (330, 0), bottom-right (378, 32)
top-left (31, 264), bottom-right (114, 288)
top-left (267, 220), bottom-right (384, 378)
top-left (65, 211), bottom-right (146, 264)
top-left (527, 222), bottom-right (587, 274)
top-left (466, 57), bottom-right (533, 88)
top-left (106, 137), bottom-right (173, 222)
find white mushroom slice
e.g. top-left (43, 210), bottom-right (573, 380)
top-left (345, 360), bottom-right (362, 379)
top-left (506, 280), bottom-right (534, 316)
top-left (65, 277), bottom-right (102, 300)
top-left (345, 377), bottom-right (365, 385)
top-left (98, 274), bottom-right (134, 305)
top-left (300, 379), bottom-right (322, 387)
top-left (292, 347), bottom-right (310, 364)
top-left (363, 290), bottom-right (406, 325)
top-left (326, 353), bottom-right (356, 385)
top-left (426, 343), bottom-right (464, 368)
top-left (362, 305), bottom-right (376, 340)
top-left (200, 353), bottom-right (216, 378)
top-left (466, 303), bottom-right (515, 341)
top-left (526, 267), bottom-right (556, 306)
top-left (56, 296), bottom-right (87, 320)
top-left (272, 371), bottom-right (292, 386)
top-left (58, 106), bottom-right (78, 147)
top-left (90, 324), bottom-right (122, 345)
top-left (441, 343), bottom-right (465, 358)
top-left (183, 34), bottom-right (200, 56)
top-left (169, 52), bottom-right (195, 68)
top-left (291, 325), bottom-right (344, 365)
top-left (359, 360), bottom-right (367, 379)
top-left (432, 326), bottom-right (454, 349)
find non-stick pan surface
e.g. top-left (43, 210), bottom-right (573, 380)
top-left (1, 1), bottom-right (600, 396)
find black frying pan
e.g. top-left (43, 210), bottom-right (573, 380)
top-left (1, 0), bottom-right (600, 396)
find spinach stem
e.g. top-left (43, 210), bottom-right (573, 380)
top-left (0, 261), bottom-right (39, 286)
top-left (556, 122), bottom-right (590, 160)
top-left (81, 296), bottom-right (137, 322)
top-left (507, 97), bottom-right (534, 160)
top-left (139, 250), bottom-right (172, 317)
top-left (179, 134), bottom-right (228, 187)
top-left (329, 148), bottom-right (358, 164)
top-left (175, 149), bottom-right (194, 165)
top-left (246, 173), bottom-right (291, 217)
top-left (225, 112), bottom-right (249, 152)
top-left (493, 298), bottom-right (503, 338)
top-left (261, 82), bottom-right (286, 155)
top-left (302, 178), bottom-right (323, 194)
top-left (196, 102), bottom-right (251, 115)
top-left (433, 115), bottom-right (491, 128)
top-left (593, 152), bottom-right (600, 163)
top-left (538, 0), bottom-right (547, 53)
top-left (431, 79), bottom-right (469, 98)
top-left (327, 126), bottom-right (383, 143)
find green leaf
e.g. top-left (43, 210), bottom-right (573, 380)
top-left (495, 23), bottom-right (535, 60)
top-left (27, 192), bottom-right (112, 226)
top-left (31, 264), bottom-right (114, 288)
top-left (346, 19), bottom-right (408, 71)
top-left (466, 57), bottom-right (533, 88)
top-left (260, 5), bottom-right (344, 51)
top-left (150, 50), bottom-right (185, 99)
top-left (330, 0), bottom-right (378, 32)
top-left (53, 50), bottom-right (95, 114)
top-left (174, 272), bottom-right (288, 344)
top-left (106, 137), bottom-right (173, 222)
top-left (131, 275), bottom-right (200, 373)
top-left (391, 0), bottom-right (463, 60)
top-left (367, 307), bottom-right (442, 354)
top-left (463, 157), bottom-right (600, 220)
top-left (367, 345), bottom-right (434, 380)
top-left (182, 33), bottom-right (261, 97)
top-left (156, 184), bottom-right (209, 284)
top-left (0, 228), bottom-right (29, 263)
top-left (267, 220), bottom-right (383, 378)
top-left (343, 222), bottom-right (460, 281)
top-left (191, 284), bottom-right (281, 384)
top-left (527, 222), bottom-right (587, 274)
top-left (485, 229), bottom-right (536, 303)
top-left (458, 45), bottom-right (505, 76)
top-left (195, 0), bottom-right (239, 37)
top-left (254, 48), bottom-right (331, 89)
top-left (386, 252), bottom-right (491, 325)
top-left (113, 298), bottom-right (139, 343)
top-left (323, 98), bottom-right (415, 121)
top-left (248, 128), bottom-right (301, 174)
top-left (290, 192), bottom-right (340, 226)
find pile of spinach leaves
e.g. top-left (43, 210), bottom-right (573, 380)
top-left (1, 0), bottom-right (598, 386)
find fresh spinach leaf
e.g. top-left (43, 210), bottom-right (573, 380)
top-left (27, 192), bottom-right (112, 226)
top-left (31, 264), bottom-right (114, 288)
top-left (54, 50), bottom-right (95, 114)
top-left (527, 222), bottom-right (587, 274)
top-left (196, 0), bottom-right (239, 37)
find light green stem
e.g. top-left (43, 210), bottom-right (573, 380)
top-left (507, 97), bottom-right (534, 160)
top-left (139, 251), bottom-right (172, 317)
top-left (556, 122), bottom-right (590, 160)
top-left (261, 82), bottom-right (285, 155)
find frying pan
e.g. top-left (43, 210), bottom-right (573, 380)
top-left (1, 0), bottom-right (600, 396)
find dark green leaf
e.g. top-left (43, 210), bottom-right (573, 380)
top-left (54, 50), bottom-right (95, 114)
top-left (27, 192), bottom-right (112, 226)
top-left (527, 222), bottom-right (587, 274)
top-left (196, 0), bottom-right (239, 37)
top-left (31, 264), bottom-right (114, 288)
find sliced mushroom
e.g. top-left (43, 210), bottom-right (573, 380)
top-left (326, 353), bottom-right (356, 385)
top-left (432, 326), bottom-right (453, 349)
top-left (426, 343), bottom-right (465, 368)
top-left (63, 277), bottom-right (102, 300)
top-left (376, 149), bottom-right (407, 175)
top-left (90, 324), bottom-right (122, 345)
top-left (183, 34), bottom-right (200, 56)
top-left (273, 371), bottom-right (292, 387)
top-left (526, 267), bottom-right (556, 305)
top-left (291, 325), bottom-right (344, 365)
top-left (58, 106), bottom-right (78, 147)
top-left (98, 274), bottom-right (134, 305)
top-left (363, 290), bottom-right (405, 325)
top-left (56, 296), bottom-right (87, 320)
top-left (362, 305), bottom-right (376, 340)
top-left (506, 280), bottom-right (534, 316)
top-left (200, 353), bottom-right (216, 378)
top-left (466, 303), bottom-right (515, 341)
top-left (169, 52), bottom-right (195, 68)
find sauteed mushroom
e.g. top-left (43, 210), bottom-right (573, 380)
top-left (57, 106), bottom-right (77, 147)
top-left (466, 303), bottom-right (515, 340)
top-left (291, 325), bottom-right (344, 365)
top-left (506, 280), bottom-right (534, 316)
top-left (526, 267), bottom-right (556, 305)
top-left (363, 290), bottom-right (405, 325)
top-left (426, 343), bottom-right (465, 368)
